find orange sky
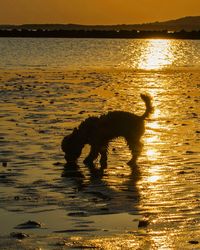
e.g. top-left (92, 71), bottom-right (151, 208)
top-left (0, 0), bottom-right (199, 25)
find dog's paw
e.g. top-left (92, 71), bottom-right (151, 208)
top-left (83, 157), bottom-right (94, 166)
top-left (100, 160), bottom-right (107, 169)
top-left (89, 167), bottom-right (104, 179)
top-left (127, 159), bottom-right (137, 167)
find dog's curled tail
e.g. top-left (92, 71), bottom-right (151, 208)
top-left (140, 94), bottom-right (154, 119)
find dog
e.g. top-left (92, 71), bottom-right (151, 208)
top-left (61, 94), bottom-right (153, 168)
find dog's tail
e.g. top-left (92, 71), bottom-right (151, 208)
top-left (140, 94), bottom-right (153, 119)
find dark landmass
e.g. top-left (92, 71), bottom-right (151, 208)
top-left (0, 29), bottom-right (200, 39)
top-left (0, 16), bottom-right (200, 32)
top-left (0, 16), bottom-right (200, 39)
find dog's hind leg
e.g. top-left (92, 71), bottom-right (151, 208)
top-left (126, 139), bottom-right (143, 166)
top-left (99, 144), bottom-right (108, 168)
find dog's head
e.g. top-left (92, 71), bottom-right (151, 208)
top-left (61, 128), bottom-right (83, 163)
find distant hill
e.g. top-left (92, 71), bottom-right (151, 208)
top-left (133, 16), bottom-right (200, 31)
top-left (0, 16), bottom-right (200, 32)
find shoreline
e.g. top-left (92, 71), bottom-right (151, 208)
top-left (1, 29), bottom-right (200, 40)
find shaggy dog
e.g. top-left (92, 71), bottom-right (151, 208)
top-left (61, 94), bottom-right (153, 168)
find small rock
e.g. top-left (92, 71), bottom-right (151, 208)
top-left (68, 211), bottom-right (88, 217)
top-left (15, 220), bottom-right (42, 229)
top-left (178, 171), bottom-right (186, 175)
top-left (2, 162), bottom-right (7, 167)
top-left (10, 232), bottom-right (29, 239)
top-left (53, 162), bottom-right (63, 166)
top-left (138, 219), bottom-right (149, 228)
top-left (186, 151), bottom-right (195, 154)
top-left (192, 112), bottom-right (198, 117)
top-left (38, 130), bottom-right (46, 134)
top-left (188, 240), bottom-right (199, 244)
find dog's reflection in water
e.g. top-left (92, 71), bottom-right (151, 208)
top-left (62, 161), bottom-right (104, 181)
top-left (61, 162), bottom-right (85, 190)
top-left (62, 156), bottom-right (142, 190)
top-left (61, 160), bottom-right (141, 217)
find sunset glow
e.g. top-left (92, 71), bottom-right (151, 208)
top-left (0, 0), bottom-right (199, 24)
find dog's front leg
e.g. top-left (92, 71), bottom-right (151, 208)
top-left (83, 145), bottom-right (99, 165)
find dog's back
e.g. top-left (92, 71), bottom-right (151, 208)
top-left (97, 94), bottom-right (153, 141)
top-left (97, 111), bottom-right (143, 140)
top-left (85, 94), bottom-right (152, 141)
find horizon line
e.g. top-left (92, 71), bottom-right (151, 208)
top-left (0, 15), bottom-right (199, 27)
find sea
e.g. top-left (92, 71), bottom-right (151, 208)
top-left (0, 38), bottom-right (200, 70)
top-left (0, 38), bottom-right (200, 249)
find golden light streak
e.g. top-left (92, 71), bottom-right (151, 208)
top-left (138, 39), bottom-right (174, 70)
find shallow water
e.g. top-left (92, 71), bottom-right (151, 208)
top-left (0, 38), bottom-right (200, 249)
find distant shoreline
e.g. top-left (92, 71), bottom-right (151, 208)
top-left (0, 29), bottom-right (200, 39)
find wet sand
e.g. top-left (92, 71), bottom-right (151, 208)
top-left (0, 68), bottom-right (200, 249)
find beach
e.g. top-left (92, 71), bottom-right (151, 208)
top-left (0, 38), bottom-right (200, 249)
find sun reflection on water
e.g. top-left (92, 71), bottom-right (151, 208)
top-left (138, 39), bottom-right (174, 70)
top-left (145, 135), bottom-right (159, 144)
top-left (141, 87), bottom-right (164, 184)
top-left (149, 120), bottom-right (160, 131)
top-left (147, 175), bottom-right (160, 183)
